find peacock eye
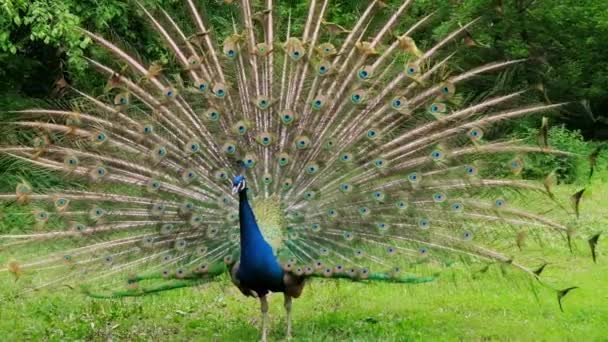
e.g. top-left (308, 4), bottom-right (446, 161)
top-left (419, 247), bottom-right (429, 256)
top-left (495, 199), bottom-right (506, 208)
top-left (418, 219), bottom-right (430, 229)
top-left (319, 66), bottom-right (327, 74)
top-left (408, 172), bottom-right (420, 183)
top-left (367, 130), bottom-right (377, 138)
top-left (97, 168), bottom-right (106, 176)
top-left (396, 200), bottom-right (407, 209)
top-left (208, 111), bottom-right (220, 121)
top-left (358, 69), bottom-right (369, 79)
top-left (227, 50), bottom-right (236, 57)
top-left (313, 99), bottom-right (322, 109)
top-left (340, 153), bottom-right (352, 162)
top-left (433, 193), bottom-right (446, 202)
top-left (340, 183), bottom-right (351, 192)
top-left (430, 150), bottom-right (443, 160)
top-left (351, 94), bottom-right (362, 103)
top-left (465, 165), bottom-right (477, 176)
top-left (96, 133), bottom-right (107, 142)
top-left (463, 231), bottom-right (473, 240)
top-left (451, 203), bottom-right (463, 212)
top-left (198, 83), bottom-right (208, 91)
top-left (143, 125), bottom-right (153, 134)
top-left (216, 89), bottom-right (225, 97)
top-left (374, 159), bottom-right (385, 168)
top-left (358, 207), bottom-right (369, 215)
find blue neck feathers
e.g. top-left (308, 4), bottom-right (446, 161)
top-left (237, 189), bottom-right (284, 294)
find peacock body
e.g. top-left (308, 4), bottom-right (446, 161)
top-left (0, 0), bottom-right (587, 340)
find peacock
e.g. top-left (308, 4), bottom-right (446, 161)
top-left (0, 0), bottom-right (595, 340)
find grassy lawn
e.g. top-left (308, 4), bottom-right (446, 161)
top-left (0, 185), bottom-right (606, 341)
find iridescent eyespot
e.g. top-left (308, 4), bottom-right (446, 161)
top-left (243, 156), bottom-right (256, 168)
top-left (509, 158), bottom-right (524, 172)
top-left (358, 68), bottom-right (370, 80)
top-left (160, 223), bottom-right (174, 235)
top-left (282, 178), bottom-right (293, 190)
top-left (55, 198), bottom-right (68, 207)
top-left (148, 179), bottom-right (161, 192)
top-left (495, 199), bottom-right (506, 208)
top-left (35, 211), bottom-right (49, 221)
top-left (430, 150), bottom-right (444, 160)
top-left (343, 232), bottom-right (354, 240)
top-left (197, 82), bottom-right (208, 92)
top-left (187, 142), bottom-right (201, 153)
top-left (223, 142), bottom-right (237, 155)
top-left (190, 215), bottom-right (203, 228)
top-left (226, 49), bottom-right (236, 57)
top-left (312, 98), bottom-right (324, 110)
top-left (262, 174), bottom-right (272, 184)
top-left (164, 88), bottom-right (175, 98)
top-left (468, 127), bottom-right (483, 140)
top-left (396, 200), bottom-right (408, 209)
top-left (291, 50), bottom-right (302, 59)
top-left (339, 183), bottom-right (352, 193)
top-left (439, 82), bottom-right (455, 97)
top-left (257, 97), bottom-right (270, 109)
top-left (377, 222), bottom-right (388, 231)
top-left (206, 109), bottom-right (220, 121)
top-left (64, 155), bottom-right (79, 167)
top-left (354, 249), bottom-right (365, 258)
top-left (310, 223), bottom-right (321, 232)
top-left (324, 138), bottom-right (336, 150)
top-left (408, 172), bottom-right (420, 183)
top-left (418, 218), bottom-right (430, 229)
top-left (142, 124), bottom-right (154, 134)
top-left (95, 167), bottom-right (107, 177)
top-left (304, 191), bottom-right (316, 200)
top-left (386, 246), bottom-right (396, 255)
top-left (327, 208), bottom-right (337, 217)
top-left (463, 231), bottom-right (473, 241)
top-left (257, 133), bottom-right (273, 146)
top-left (465, 165), bottom-right (477, 176)
top-left (340, 153), bottom-right (353, 162)
top-left (429, 103), bottom-right (446, 114)
top-left (233, 121), bottom-right (248, 135)
top-left (181, 168), bottom-right (198, 183)
top-left (94, 132), bottom-right (107, 143)
top-left (175, 239), bottom-right (187, 250)
top-left (374, 159), bottom-right (386, 168)
top-left (358, 207), bottom-right (370, 216)
top-left (405, 63), bottom-right (419, 76)
top-left (451, 202), bottom-right (464, 212)
top-left (295, 136), bottom-right (311, 149)
top-left (278, 153), bottom-right (290, 166)
top-left (306, 163), bottom-right (319, 174)
top-left (280, 111), bottom-right (296, 125)
top-left (318, 63), bottom-right (330, 75)
top-left (215, 88), bottom-right (225, 98)
top-left (372, 191), bottom-right (385, 201)
top-left (320, 247), bottom-right (329, 256)
top-left (418, 247), bottom-right (429, 256)
top-left (74, 223), bottom-right (87, 233)
top-left (432, 193), bottom-right (446, 203)
top-left (152, 146), bottom-right (167, 159)
top-left (367, 129), bottom-right (378, 139)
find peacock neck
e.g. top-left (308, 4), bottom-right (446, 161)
top-left (238, 189), bottom-right (269, 255)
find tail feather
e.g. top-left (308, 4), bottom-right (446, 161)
top-left (0, 0), bottom-right (584, 296)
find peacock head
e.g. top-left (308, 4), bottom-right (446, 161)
top-left (232, 175), bottom-right (246, 194)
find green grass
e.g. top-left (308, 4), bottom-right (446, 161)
top-left (0, 185), bottom-right (606, 341)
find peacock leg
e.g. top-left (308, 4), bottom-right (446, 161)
top-left (260, 295), bottom-right (269, 342)
top-left (284, 295), bottom-right (293, 339)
